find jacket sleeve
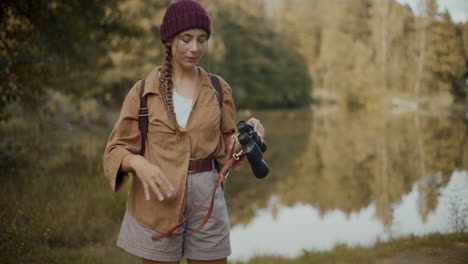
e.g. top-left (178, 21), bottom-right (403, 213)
top-left (102, 81), bottom-right (142, 192)
top-left (218, 77), bottom-right (246, 171)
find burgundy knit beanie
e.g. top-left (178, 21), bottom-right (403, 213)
top-left (160, 0), bottom-right (211, 44)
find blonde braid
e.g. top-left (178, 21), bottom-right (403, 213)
top-left (159, 45), bottom-right (179, 131)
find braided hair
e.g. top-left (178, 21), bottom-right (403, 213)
top-left (159, 45), bottom-right (179, 131)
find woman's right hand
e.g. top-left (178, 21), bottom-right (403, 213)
top-left (123, 155), bottom-right (175, 201)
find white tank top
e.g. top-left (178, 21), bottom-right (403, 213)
top-left (172, 89), bottom-right (193, 128)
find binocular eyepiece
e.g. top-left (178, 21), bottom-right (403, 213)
top-left (237, 121), bottom-right (270, 179)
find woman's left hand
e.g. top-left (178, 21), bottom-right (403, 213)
top-left (247, 117), bottom-right (265, 138)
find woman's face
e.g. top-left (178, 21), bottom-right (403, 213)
top-left (169, 28), bottom-right (208, 70)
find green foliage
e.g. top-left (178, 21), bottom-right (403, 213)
top-left (0, 0), bottom-right (138, 119)
top-left (0, 106), bottom-right (128, 263)
top-left (204, 4), bottom-right (312, 109)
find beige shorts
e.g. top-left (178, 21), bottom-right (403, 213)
top-left (116, 170), bottom-right (231, 262)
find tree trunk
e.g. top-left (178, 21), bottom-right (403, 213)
top-left (414, 0), bottom-right (428, 98)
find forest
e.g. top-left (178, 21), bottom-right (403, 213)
top-left (1, 0), bottom-right (467, 119)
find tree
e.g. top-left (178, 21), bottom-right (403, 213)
top-left (0, 0), bottom-right (137, 119)
top-left (205, 2), bottom-right (312, 109)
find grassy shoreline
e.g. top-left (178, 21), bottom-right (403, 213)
top-left (29, 232), bottom-right (468, 263)
top-left (233, 232), bottom-right (468, 264)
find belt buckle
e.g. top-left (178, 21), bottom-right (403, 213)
top-left (211, 159), bottom-right (216, 171)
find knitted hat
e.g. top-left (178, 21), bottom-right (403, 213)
top-left (160, 0), bottom-right (211, 44)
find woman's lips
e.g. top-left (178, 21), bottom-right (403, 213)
top-left (186, 56), bottom-right (197, 62)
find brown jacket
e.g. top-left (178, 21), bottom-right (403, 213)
top-left (103, 66), bottom-right (244, 232)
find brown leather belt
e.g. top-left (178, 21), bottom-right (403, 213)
top-left (188, 159), bottom-right (216, 172)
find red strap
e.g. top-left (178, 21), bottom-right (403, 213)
top-left (151, 140), bottom-right (237, 241)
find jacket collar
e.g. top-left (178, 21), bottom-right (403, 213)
top-left (142, 66), bottom-right (213, 98)
top-left (142, 66), bottom-right (161, 97)
top-left (197, 66), bottom-right (215, 89)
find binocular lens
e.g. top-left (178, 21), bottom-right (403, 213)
top-left (237, 132), bottom-right (250, 144)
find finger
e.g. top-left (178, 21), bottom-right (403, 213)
top-left (248, 118), bottom-right (259, 132)
top-left (258, 126), bottom-right (265, 138)
top-left (226, 136), bottom-right (236, 159)
top-left (228, 135), bottom-right (235, 149)
top-left (148, 180), bottom-right (165, 201)
top-left (142, 182), bottom-right (151, 201)
top-left (254, 121), bottom-right (261, 133)
top-left (157, 172), bottom-right (174, 198)
top-left (247, 117), bottom-right (258, 126)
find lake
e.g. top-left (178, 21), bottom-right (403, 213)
top-left (226, 106), bottom-right (468, 261)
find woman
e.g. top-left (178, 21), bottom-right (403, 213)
top-left (103, 1), bottom-right (265, 263)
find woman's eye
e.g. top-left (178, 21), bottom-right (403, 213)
top-left (198, 38), bottom-right (207, 44)
top-left (182, 37), bottom-right (191, 43)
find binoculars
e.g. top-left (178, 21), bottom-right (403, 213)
top-left (237, 121), bottom-right (270, 179)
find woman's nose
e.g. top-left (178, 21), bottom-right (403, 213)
top-left (190, 41), bottom-right (199, 52)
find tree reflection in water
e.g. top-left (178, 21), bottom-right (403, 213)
top-left (226, 107), bottom-right (468, 231)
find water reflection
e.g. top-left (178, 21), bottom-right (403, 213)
top-left (227, 107), bottom-right (468, 260)
top-left (230, 171), bottom-right (468, 261)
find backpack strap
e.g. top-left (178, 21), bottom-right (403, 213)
top-left (138, 79), bottom-right (148, 156)
top-left (209, 74), bottom-right (224, 108)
